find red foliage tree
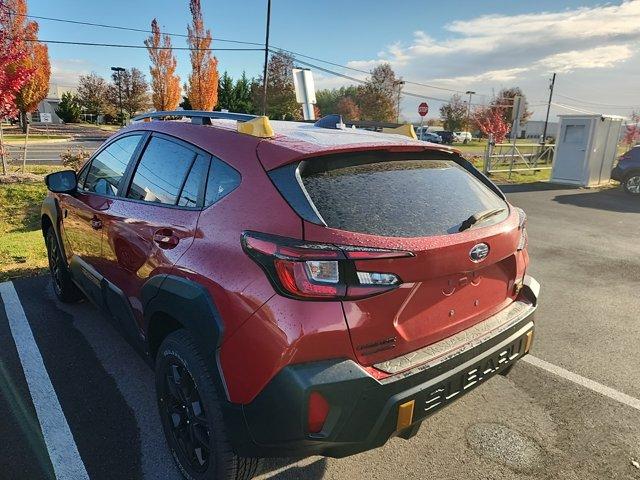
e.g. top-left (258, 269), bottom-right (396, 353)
top-left (0, 0), bottom-right (33, 119)
top-left (473, 105), bottom-right (510, 143)
top-left (623, 112), bottom-right (640, 146)
top-left (4, 0), bottom-right (50, 131)
top-left (336, 96), bottom-right (361, 121)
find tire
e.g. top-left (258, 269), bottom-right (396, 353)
top-left (622, 172), bottom-right (640, 195)
top-left (155, 330), bottom-right (261, 480)
top-left (45, 228), bottom-right (83, 303)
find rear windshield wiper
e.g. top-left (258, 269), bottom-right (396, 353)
top-left (458, 207), bottom-right (506, 232)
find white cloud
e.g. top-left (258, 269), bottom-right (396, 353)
top-left (431, 67), bottom-right (532, 86)
top-left (50, 59), bottom-right (92, 87)
top-left (329, 0), bottom-right (640, 120)
top-left (535, 45), bottom-right (633, 73)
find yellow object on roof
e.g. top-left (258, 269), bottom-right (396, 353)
top-left (237, 116), bottom-right (274, 138)
top-left (382, 124), bottom-right (417, 140)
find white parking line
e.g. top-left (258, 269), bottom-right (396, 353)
top-left (0, 281), bottom-right (90, 480)
top-left (523, 355), bottom-right (640, 412)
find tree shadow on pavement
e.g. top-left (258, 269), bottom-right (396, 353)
top-left (552, 188), bottom-right (640, 213)
top-left (257, 457), bottom-right (328, 480)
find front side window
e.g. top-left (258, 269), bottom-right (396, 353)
top-left (127, 137), bottom-right (196, 205)
top-left (83, 134), bottom-right (142, 196)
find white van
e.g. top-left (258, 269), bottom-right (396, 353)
top-left (454, 131), bottom-right (473, 143)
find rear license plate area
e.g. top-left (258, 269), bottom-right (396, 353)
top-left (413, 334), bottom-right (526, 419)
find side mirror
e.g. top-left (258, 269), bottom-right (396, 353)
top-left (45, 170), bottom-right (78, 194)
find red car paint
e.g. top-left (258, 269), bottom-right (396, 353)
top-left (52, 120), bottom-right (529, 406)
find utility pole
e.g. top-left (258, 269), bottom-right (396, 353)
top-left (395, 80), bottom-right (405, 123)
top-left (541, 73), bottom-right (556, 145)
top-left (111, 66), bottom-right (125, 126)
top-left (261, 0), bottom-right (272, 116)
top-left (465, 90), bottom-right (476, 131)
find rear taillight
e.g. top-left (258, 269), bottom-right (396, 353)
top-left (516, 208), bottom-right (528, 251)
top-left (242, 231), bottom-right (411, 300)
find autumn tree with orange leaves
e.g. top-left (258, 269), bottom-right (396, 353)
top-left (186, 0), bottom-right (219, 110)
top-left (145, 19), bottom-right (181, 111)
top-left (0, 0), bottom-right (34, 174)
top-left (4, 0), bottom-right (50, 132)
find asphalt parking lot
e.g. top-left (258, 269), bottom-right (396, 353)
top-left (1, 184), bottom-right (639, 480)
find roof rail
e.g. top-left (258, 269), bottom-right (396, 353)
top-left (131, 110), bottom-right (257, 124)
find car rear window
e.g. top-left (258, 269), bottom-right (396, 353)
top-left (296, 155), bottom-right (508, 237)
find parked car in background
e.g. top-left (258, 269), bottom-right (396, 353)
top-left (611, 145), bottom-right (640, 195)
top-left (418, 131), bottom-right (443, 143)
top-left (436, 130), bottom-right (455, 144)
top-left (42, 111), bottom-right (538, 480)
top-left (454, 131), bottom-right (473, 143)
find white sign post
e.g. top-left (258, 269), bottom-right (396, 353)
top-left (39, 112), bottom-right (53, 139)
top-left (292, 68), bottom-right (317, 121)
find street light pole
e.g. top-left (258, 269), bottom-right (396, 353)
top-left (261, 0), bottom-right (272, 116)
top-left (465, 90), bottom-right (475, 131)
top-left (111, 66), bottom-right (125, 126)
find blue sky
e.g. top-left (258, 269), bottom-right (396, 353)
top-left (31, 0), bottom-right (640, 121)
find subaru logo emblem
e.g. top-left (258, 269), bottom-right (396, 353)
top-left (469, 243), bottom-right (489, 262)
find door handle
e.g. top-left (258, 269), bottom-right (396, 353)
top-left (153, 229), bottom-right (179, 249)
top-left (90, 216), bottom-right (102, 230)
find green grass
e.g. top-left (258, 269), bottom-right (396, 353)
top-left (2, 134), bottom-right (70, 142)
top-left (0, 182), bottom-right (49, 281)
top-left (468, 157), bottom-right (551, 184)
top-left (0, 165), bottom-right (66, 281)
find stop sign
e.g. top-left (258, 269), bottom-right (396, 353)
top-left (418, 102), bottom-right (429, 117)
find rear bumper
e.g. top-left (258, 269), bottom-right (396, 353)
top-left (231, 276), bottom-right (539, 459)
top-left (611, 165), bottom-right (623, 181)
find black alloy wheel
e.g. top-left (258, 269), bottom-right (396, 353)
top-left (160, 362), bottom-right (211, 473)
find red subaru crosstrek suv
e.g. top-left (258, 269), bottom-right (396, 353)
top-left (42, 112), bottom-right (538, 480)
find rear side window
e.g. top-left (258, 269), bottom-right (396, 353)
top-left (204, 158), bottom-right (241, 206)
top-left (297, 155), bottom-right (508, 237)
top-left (127, 137), bottom-right (196, 205)
top-left (178, 154), bottom-right (209, 208)
top-left (83, 134), bottom-right (142, 196)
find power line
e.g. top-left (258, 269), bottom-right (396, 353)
top-left (19, 37), bottom-right (262, 51)
top-left (287, 56), bottom-right (452, 103)
top-left (14, 10), bottom-right (488, 98)
top-left (15, 10), bottom-right (600, 112)
top-left (555, 92), bottom-right (638, 109)
top-left (8, 10), bottom-right (264, 46)
top-left (270, 45), bottom-right (475, 96)
top-left (551, 102), bottom-right (600, 115)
